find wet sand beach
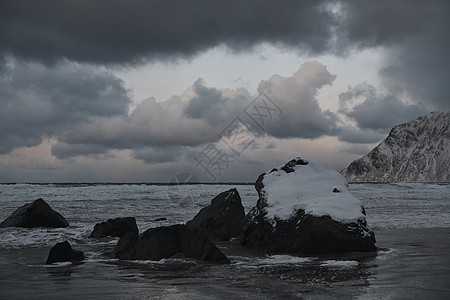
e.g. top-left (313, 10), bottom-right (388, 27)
top-left (1, 227), bottom-right (449, 299)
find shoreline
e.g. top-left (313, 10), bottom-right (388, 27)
top-left (1, 227), bottom-right (449, 299)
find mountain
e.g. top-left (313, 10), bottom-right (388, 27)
top-left (342, 110), bottom-right (450, 182)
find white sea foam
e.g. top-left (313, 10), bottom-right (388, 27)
top-left (0, 227), bottom-right (70, 249)
top-left (130, 258), bottom-right (196, 265)
top-left (258, 254), bottom-right (315, 265)
top-left (320, 260), bottom-right (358, 268)
top-left (44, 261), bottom-right (73, 267)
top-left (234, 254), bottom-right (315, 267)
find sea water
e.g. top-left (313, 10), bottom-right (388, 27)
top-left (0, 183), bottom-right (449, 299)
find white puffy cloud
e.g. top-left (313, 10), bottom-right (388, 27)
top-left (257, 61), bottom-right (338, 138)
top-left (51, 62), bottom-right (342, 161)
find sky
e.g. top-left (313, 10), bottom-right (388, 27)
top-left (0, 0), bottom-right (449, 183)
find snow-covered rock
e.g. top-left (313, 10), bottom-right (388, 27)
top-left (242, 158), bottom-right (376, 255)
top-left (342, 110), bottom-right (450, 182)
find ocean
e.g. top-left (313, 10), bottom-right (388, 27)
top-left (0, 183), bottom-right (449, 299)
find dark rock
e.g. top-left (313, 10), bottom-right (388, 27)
top-left (46, 241), bottom-right (84, 264)
top-left (242, 157), bottom-right (376, 255)
top-left (180, 226), bottom-right (230, 264)
top-left (114, 224), bottom-right (230, 264)
top-left (186, 188), bottom-right (245, 241)
top-left (0, 198), bottom-right (69, 228)
top-left (129, 225), bottom-right (183, 261)
top-left (112, 231), bottom-right (139, 259)
top-left (90, 217), bottom-right (138, 238)
top-left (154, 217), bottom-right (167, 222)
top-left (243, 209), bottom-right (376, 254)
top-left (280, 157), bottom-right (308, 173)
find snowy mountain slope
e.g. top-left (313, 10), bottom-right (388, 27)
top-left (342, 110), bottom-right (450, 182)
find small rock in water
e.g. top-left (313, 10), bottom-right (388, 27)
top-left (90, 217), bottom-right (138, 238)
top-left (0, 198), bottom-right (69, 228)
top-left (46, 241), bottom-right (85, 264)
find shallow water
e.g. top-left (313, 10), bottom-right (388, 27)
top-left (0, 183), bottom-right (449, 299)
top-left (1, 228), bottom-right (449, 299)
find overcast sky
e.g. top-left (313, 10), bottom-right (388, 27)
top-left (0, 0), bottom-right (448, 183)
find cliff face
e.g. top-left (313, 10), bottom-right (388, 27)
top-left (342, 111), bottom-right (450, 182)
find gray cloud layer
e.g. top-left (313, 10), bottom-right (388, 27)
top-left (0, 0), bottom-right (448, 168)
top-left (339, 0), bottom-right (450, 108)
top-left (1, 0), bottom-right (448, 110)
top-left (336, 83), bottom-right (428, 144)
top-left (51, 62), bottom-right (339, 160)
top-left (0, 59), bottom-right (438, 161)
top-left (0, 60), bottom-right (130, 154)
top-left (0, 0), bottom-right (337, 64)
top-left (339, 83), bottom-right (428, 130)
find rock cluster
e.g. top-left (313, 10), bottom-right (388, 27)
top-left (113, 224), bottom-right (230, 264)
top-left (0, 189), bottom-right (246, 264)
top-left (2, 157), bottom-right (377, 266)
top-left (110, 188), bottom-right (245, 264)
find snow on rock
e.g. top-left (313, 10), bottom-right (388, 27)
top-left (262, 159), bottom-right (365, 222)
top-left (342, 110), bottom-right (450, 182)
top-left (242, 157), bottom-right (376, 255)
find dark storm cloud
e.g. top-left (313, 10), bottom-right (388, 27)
top-left (0, 0), bottom-right (337, 64)
top-left (338, 83), bottom-right (428, 132)
top-left (1, 0), bottom-right (448, 163)
top-left (50, 94), bottom-right (225, 159)
top-left (51, 142), bottom-right (113, 160)
top-left (1, 0), bottom-right (448, 110)
top-left (337, 126), bottom-right (386, 144)
top-left (338, 0), bottom-right (450, 109)
top-left (71, 82), bottom-right (253, 157)
top-left (133, 146), bottom-right (183, 164)
top-left (381, 38), bottom-right (450, 109)
top-left (184, 79), bottom-right (223, 119)
top-left (183, 79), bottom-right (248, 125)
top-left (0, 60), bottom-right (130, 154)
top-left (50, 83), bottom-right (249, 159)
